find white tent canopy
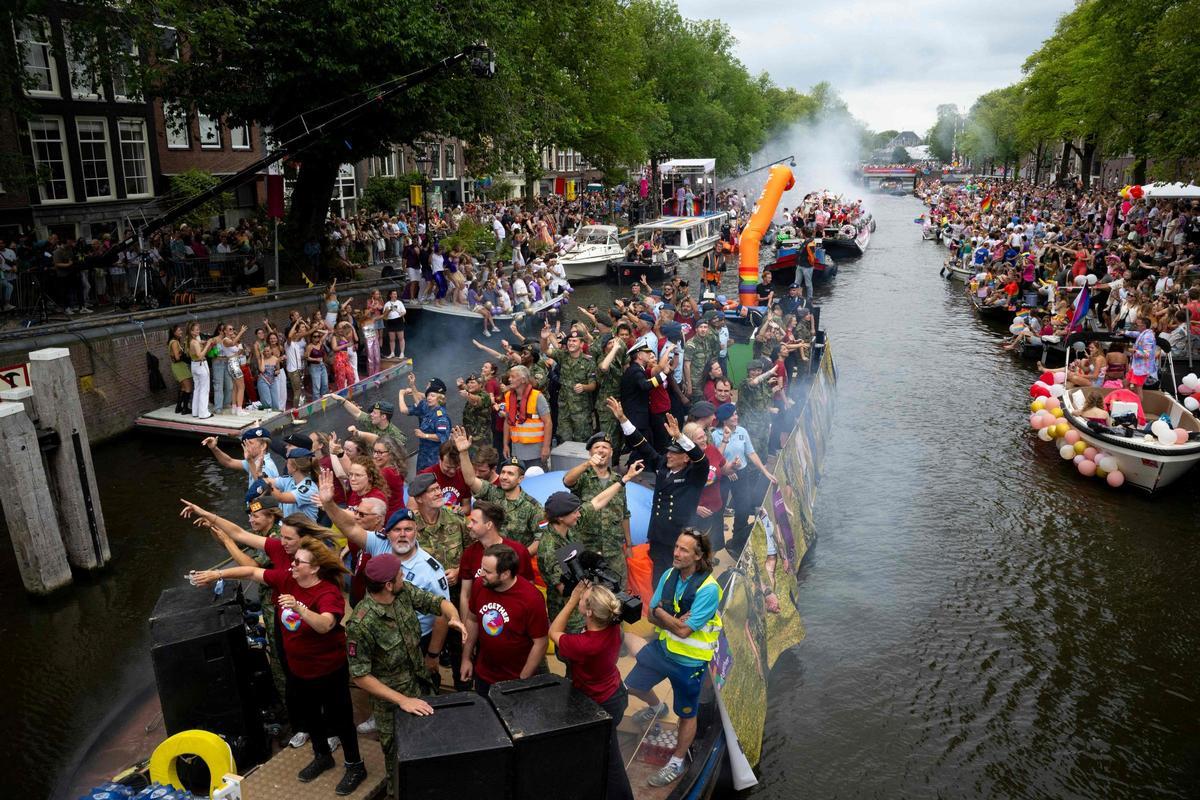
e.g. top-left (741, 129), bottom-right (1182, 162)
top-left (658, 158), bottom-right (716, 175)
top-left (1138, 182), bottom-right (1200, 199)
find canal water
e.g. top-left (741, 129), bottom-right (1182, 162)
top-left (3, 194), bottom-right (1198, 799)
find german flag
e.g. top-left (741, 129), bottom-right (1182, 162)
top-left (980, 194), bottom-right (993, 212)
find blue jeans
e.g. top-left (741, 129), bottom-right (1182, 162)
top-left (798, 266), bottom-right (815, 295)
top-left (211, 358), bottom-right (232, 411)
top-left (0, 275), bottom-right (13, 306)
top-left (308, 363), bottom-right (328, 398)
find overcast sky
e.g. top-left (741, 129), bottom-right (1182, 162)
top-left (674, 0), bottom-right (1076, 135)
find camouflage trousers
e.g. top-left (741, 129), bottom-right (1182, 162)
top-left (557, 408), bottom-right (596, 443)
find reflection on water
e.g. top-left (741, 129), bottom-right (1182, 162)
top-left (3, 196), bottom-right (1199, 798)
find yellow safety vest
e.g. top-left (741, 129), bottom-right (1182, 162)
top-left (658, 570), bottom-right (723, 662)
top-left (507, 388), bottom-right (545, 445)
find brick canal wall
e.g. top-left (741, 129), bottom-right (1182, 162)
top-left (0, 279), bottom-right (399, 443)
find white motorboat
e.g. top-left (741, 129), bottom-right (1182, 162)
top-left (632, 213), bottom-right (726, 260)
top-left (557, 225), bottom-right (623, 280)
top-left (1059, 334), bottom-right (1200, 493)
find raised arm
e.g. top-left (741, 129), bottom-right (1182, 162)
top-left (589, 461), bottom-right (644, 511)
top-left (180, 499), bottom-right (268, 551)
top-left (451, 427), bottom-right (484, 494)
top-left (201, 436), bottom-right (244, 470)
top-left (317, 469), bottom-right (370, 548)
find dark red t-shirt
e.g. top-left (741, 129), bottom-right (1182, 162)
top-left (347, 487), bottom-right (388, 509)
top-left (319, 456), bottom-right (347, 506)
top-left (264, 536), bottom-right (289, 568)
top-left (556, 624), bottom-right (621, 704)
top-left (262, 569), bottom-right (347, 679)
top-left (460, 537), bottom-right (534, 584)
top-left (698, 444), bottom-right (725, 512)
top-left (469, 576), bottom-right (549, 684)
top-left (419, 463), bottom-right (472, 512)
top-left (381, 467), bottom-right (406, 516)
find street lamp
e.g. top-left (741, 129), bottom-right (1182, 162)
top-left (414, 147), bottom-right (433, 243)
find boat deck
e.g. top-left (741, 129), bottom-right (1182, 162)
top-left (241, 745), bottom-right (386, 800)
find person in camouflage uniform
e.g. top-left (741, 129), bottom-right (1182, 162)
top-left (595, 328), bottom-right (629, 462)
top-left (540, 465), bottom-right (643, 630)
top-left (563, 433), bottom-right (631, 585)
top-left (453, 427), bottom-right (545, 555)
top-left (547, 330), bottom-right (598, 443)
top-left (738, 357), bottom-right (777, 454)
top-left (456, 375), bottom-right (495, 447)
top-left (347, 553), bottom-right (466, 800)
top-left (519, 342), bottom-right (550, 392)
top-left (331, 395), bottom-right (408, 452)
top-left (683, 318), bottom-right (719, 404)
top-left (409, 472), bottom-right (469, 587)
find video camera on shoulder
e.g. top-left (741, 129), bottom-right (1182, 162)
top-left (554, 543), bottom-right (642, 624)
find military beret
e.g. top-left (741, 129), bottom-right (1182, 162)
top-left (283, 433), bottom-right (311, 449)
top-left (241, 427), bottom-right (270, 442)
top-left (409, 472), bottom-right (437, 496)
top-left (585, 432), bottom-right (612, 450)
top-left (637, 312), bottom-right (656, 325)
top-left (246, 495), bottom-right (281, 514)
top-left (688, 401), bottom-right (716, 420)
top-left (385, 508), bottom-right (416, 531)
top-left (370, 400), bottom-right (396, 416)
top-left (364, 553), bottom-right (402, 582)
top-left (660, 302), bottom-right (676, 312)
top-left (499, 455), bottom-right (525, 472)
top-left (704, 311), bottom-right (724, 324)
top-left (425, 378), bottom-right (448, 395)
top-left (661, 322), bottom-right (683, 341)
top-left (544, 491), bottom-right (582, 519)
top-left (715, 402), bottom-right (737, 422)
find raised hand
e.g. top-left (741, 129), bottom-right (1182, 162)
top-left (318, 469), bottom-right (337, 504)
top-left (604, 396), bottom-right (625, 421)
top-left (451, 425), bottom-right (472, 453)
top-left (623, 460), bottom-right (645, 482)
top-left (664, 412), bottom-right (681, 440)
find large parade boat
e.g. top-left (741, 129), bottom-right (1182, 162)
top-left (820, 217), bottom-right (873, 257)
top-left (629, 214), bottom-right (727, 261)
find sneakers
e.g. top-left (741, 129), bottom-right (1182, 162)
top-left (79, 306), bottom-right (94, 314)
top-left (288, 731), bottom-right (310, 748)
top-left (648, 760), bottom-right (685, 787)
top-left (65, 307), bottom-right (77, 315)
top-left (335, 761), bottom-right (368, 796)
top-left (356, 716), bottom-right (377, 734)
top-left (328, 736), bottom-right (341, 753)
top-left (297, 752), bottom-right (335, 782)
top-left (632, 702), bottom-right (668, 726)
top-left (483, 328), bottom-right (492, 338)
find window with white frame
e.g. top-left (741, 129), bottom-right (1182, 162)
top-left (117, 119), bottom-right (153, 197)
top-left (65, 26), bottom-right (103, 100)
top-left (16, 18), bottom-right (58, 96)
top-left (110, 36), bottom-right (139, 101)
top-left (163, 101), bottom-right (189, 148)
top-left (431, 145), bottom-right (442, 179)
top-left (333, 163), bottom-right (356, 216)
top-left (555, 149), bottom-right (566, 172)
top-left (230, 123), bottom-right (251, 150)
top-left (397, 149), bottom-right (405, 173)
top-left (155, 25), bottom-right (179, 61)
top-left (76, 118), bottom-right (114, 199)
top-left (198, 114), bottom-right (221, 148)
top-left (444, 143), bottom-right (455, 179)
top-left (28, 117), bottom-right (72, 202)
top-left (377, 152), bottom-right (395, 177)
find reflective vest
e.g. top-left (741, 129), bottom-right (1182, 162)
top-left (506, 388), bottom-right (545, 445)
top-left (658, 568), bottom-right (723, 662)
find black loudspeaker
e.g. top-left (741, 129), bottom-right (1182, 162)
top-left (394, 691), bottom-right (513, 799)
top-left (149, 583), bottom-right (269, 767)
top-left (488, 674), bottom-right (612, 800)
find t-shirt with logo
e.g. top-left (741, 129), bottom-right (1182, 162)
top-left (419, 463), bottom-right (472, 512)
top-left (468, 576), bottom-right (549, 684)
top-left (262, 568), bottom-right (347, 679)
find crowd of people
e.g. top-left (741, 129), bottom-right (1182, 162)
top-left (921, 178), bottom-right (1200, 397)
top-left (170, 239), bottom-right (820, 795)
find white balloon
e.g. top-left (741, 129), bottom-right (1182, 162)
top-left (1185, 396), bottom-right (1199, 412)
top-left (1099, 456), bottom-right (1119, 472)
top-left (1074, 275), bottom-right (1087, 286)
top-left (1048, 384), bottom-right (1065, 397)
top-left (1059, 444), bottom-right (1076, 460)
top-left (1038, 428), bottom-right (1053, 441)
top-left (1157, 430), bottom-right (1176, 446)
top-left (1184, 374), bottom-right (1199, 389)
top-left (1151, 420), bottom-right (1170, 437)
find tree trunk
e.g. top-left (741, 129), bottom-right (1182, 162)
top-left (1079, 136), bottom-right (1097, 189)
top-left (1033, 141), bottom-right (1045, 185)
top-left (1056, 140), bottom-right (1074, 186)
top-left (282, 153), bottom-right (341, 285)
top-left (1131, 155), bottom-right (1147, 185)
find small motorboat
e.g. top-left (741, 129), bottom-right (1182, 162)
top-left (967, 287), bottom-right (1017, 323)
top-left (820, 220), bottom-right (871, 257)
top-left (610, 249), bottom-right (679, 282)
top-left (763, 237), bottom-right (837, 284)
top-left (557, 224), bottom-right (623, 281)
top-left (944, 260), bottom-right (974, 282)
top-left (1058, 335), bottom-right (1200, 492)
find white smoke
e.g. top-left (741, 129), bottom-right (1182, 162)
top-left (728, 114), bottom-right (869, 218)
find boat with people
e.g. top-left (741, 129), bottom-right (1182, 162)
top-left (628, 214), bottom-right (728, 261)
top-left (405, 291), bottom-right (570, 346)
top-left (761, 237), bottom-right (838, 283)
top-left (611, 246), bottom-right (680, 282)
top-left (557, 224), bottom-right (625, 280)
top-left (1040, 334), bottom-right (1200, 492)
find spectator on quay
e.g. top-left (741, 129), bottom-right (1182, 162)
top-left (257, 331), bottom-right (287, 410)
top-left (307, 328), bottom-right (332, 399)
top-left (382, 289), bottom-right (407, 359)
top-left (168, 324), bottom-right (193, 415)
top-left (187, 321), bottom-right (222, 419)
top-left (286, 317), bottom-right (311, 409)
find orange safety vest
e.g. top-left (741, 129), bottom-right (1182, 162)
top-left (506, 388), bottom-right (545, 444)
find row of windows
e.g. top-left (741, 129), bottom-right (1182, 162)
top-left (16, 18), bottom-right (140, 103)
top-left (162, 102), bottom-right (251, 151)
top-left (366, 142), bottom-right (457, 181)
top-left (28, 116), bottom-right (153, 204)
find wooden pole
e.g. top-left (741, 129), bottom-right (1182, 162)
top-left (0, 402), bottom-right (72, 593)
top-left (28, 347), bottom-right (111, 569)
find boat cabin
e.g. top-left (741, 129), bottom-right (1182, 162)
top-left (631, 214), bottom-right (726, 260)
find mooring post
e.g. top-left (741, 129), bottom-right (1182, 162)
top-left (0, 403), bottom-right (72, 593)
top-left (28, 347), bottom-right (111, 569)
top-left (0, 386), bottom-right (37, 420)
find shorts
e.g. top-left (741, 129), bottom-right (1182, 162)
top-left (385, 317), bottom-right (405, 332)
top-left (1128, 372), bottom-right (1148, 387)
top-left (625, 639), bottom-right (705, 718)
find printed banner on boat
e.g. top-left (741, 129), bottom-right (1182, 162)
top-left (711, 342), bottom-right (836, 773)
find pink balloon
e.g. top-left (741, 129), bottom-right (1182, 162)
top-left (1083, 447), bottom-right (1098, 460)
top-left (1078, 459), bottom-right (1097, 476)
top-left (1053, 372), bottom-right (1067, 385)
top-left (1030, 414), bottom-right (1044, 429)
top-left (1106, 470), bottom-right (1125, 488)
top-left (1064, 430), bottom-right (1081, 445)
top-left (1175, 428), bottom-right (1189, 444)
top-left (1178, 384), bottom-right (1194, 395)
top-left (1044, 397), bottom-right (1062, 411)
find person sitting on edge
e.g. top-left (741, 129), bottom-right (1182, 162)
top-left (461, 544), bottom-right (549, 696)
top-left (627, 530), bottom-right (723, 788)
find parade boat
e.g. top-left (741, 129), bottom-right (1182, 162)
top-left (1058, 334), bottom-right (1200, 492)
top-left (558, 224), bottom-right (625, 280)
top-left (611, 248), bottom-right (680, 282)
top-left (819, 216), bottom-right (872, 258)
top-left (630, 214), bottom-right (727, 261)
top-left (405, 292), bottom-right (570, 350)
top-left (762, 237), bottom-right (838, 283)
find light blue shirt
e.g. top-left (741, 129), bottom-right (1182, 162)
top-left (401, 544), bottom-right (449, 637)
top-left (650, 568), bottom-right (721, 668)
top-left (272, 475), bottom-right (318, 520)
top-left (710, 425), bottom-right (754, 471)
top-left (243, 455), bottom-right (279, 487)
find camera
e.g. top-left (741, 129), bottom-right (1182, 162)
top-left (554, 543), bottom-right (642, 624)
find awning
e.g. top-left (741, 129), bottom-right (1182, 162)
top-left (1138, 182), bottom-right (1200, 199)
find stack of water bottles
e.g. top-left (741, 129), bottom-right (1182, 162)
top-left (78, 782), bottom-right (198, 800)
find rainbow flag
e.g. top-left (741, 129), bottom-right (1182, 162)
top-left (980, 195), bottom-right (993, 212)
top-left (1069, 286), bottom-right (1091, 332)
